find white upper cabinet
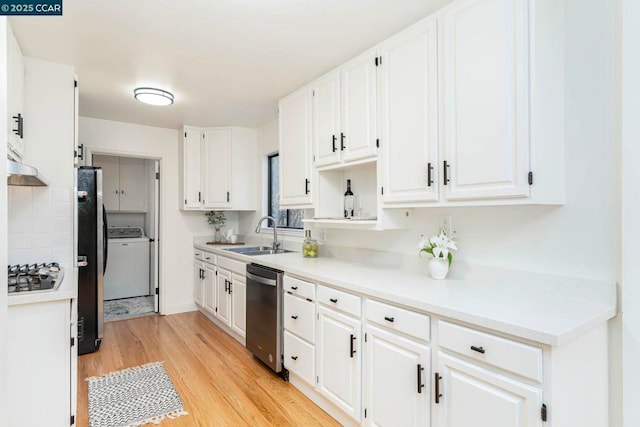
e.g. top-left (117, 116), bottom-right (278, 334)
top-left (202, 128), bottom-right (232, 209)
top-left (7, 24), bottom-right (25, 161)
top-left (180, 126), bottom-right (257, 211)
top-left (183, 127), bottom-right (203, 209)
top-left (93, 155), bottom-right (146, 212)
top-left (312, 70), bottom-right (342, 168)
top-left (379, 17), bottom-right (439, 205)
top-left (340, 48), bottom-right (379, 164)
top-left (279, 86), bottom-right (314, 208)
top-left (439, 0), bottom-right (531, 201)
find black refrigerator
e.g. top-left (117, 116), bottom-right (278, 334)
top-left (76, 166), bottom-right (107, 355)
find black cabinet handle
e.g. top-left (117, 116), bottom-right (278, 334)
top-left (12, 113), bottom-right (23, 138)
top-left (443, 161), bottom-right (450, 185)
top-left (224, 279), bottom-right (229, 293)
top-left (470, 345), bottom-right (485, 354)
top-left (340, 133), bottom-right (346, 151)
top-left (384, 316), bottom-right (395, 323)
top-left (350, 334), bottom-right (356, 358)
top-left (329, 298), bottom-right (338, 303)
top-left (332, 135), bottom-right (337, 152)
top-left (291, 356), bottom-right (298, 360)
top-left (291, 286), bottom-right (298, 290)
top-left (305, 179), bottom-right (310, 195)
top-left (228, 282), bottom-right (232, 294)
top-left (199, 268), bottom-right (204, 280)
top-left (417, 364), bottom-right (425, 394)
top-left (427, 162), bottom-right (434, 187)
top-left (435, 373), bottom-right (442, 404)
top-left (291, 315), bottom-right (298, 320)
top-left (227, 191), bottom-right (230, 202)
top-left (198, 191), bottom-right (201, 202)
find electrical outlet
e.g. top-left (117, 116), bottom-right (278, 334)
top-left (440, 215), bottom-right (453, 236)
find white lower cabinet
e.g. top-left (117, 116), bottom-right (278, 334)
top-left (194, 259), bottom-right (204, 307)
top-left (317, 305), bottom-right (362, 422)
top-left (230, 273), bottom-right (247, 337)
top-left (364, 325), bottom-right (430, 426)
top-left (284, 330), bottom-right (316, 386)
top-left (193, 248), bottom-right (247, 343)
top-left (216, 267), bottom-right (232, 324)
top-left (8, 299), bottom-right (75, 427)
top-left (434, 352), bottom-right (543, 427)
top-left (283, 276), bottom-right (317, 387)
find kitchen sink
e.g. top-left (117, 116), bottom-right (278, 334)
top-left (223, 246), bottom-right (294, 256)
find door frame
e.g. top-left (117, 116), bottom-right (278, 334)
top-left (84, 146), bottom-right (164, 315)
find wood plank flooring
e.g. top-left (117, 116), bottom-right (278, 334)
top-left (77, 311), bottom-right (339, 427)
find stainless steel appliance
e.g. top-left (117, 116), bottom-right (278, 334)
top-left (7, 263), bottom-right (64, 293)
top-left (76, 166), bottom-right (108, 355)
top-left (246, 263), bottom-right (284, 374)
top-left (7, 159), bottom-right (48, 186)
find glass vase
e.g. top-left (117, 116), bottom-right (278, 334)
top-left (214, 227), bottom-right (223, 243)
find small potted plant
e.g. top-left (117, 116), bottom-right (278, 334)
top-left (418, 231), bottom-right (458, 280)
top-left (205, 211), bottom-right (226, 242)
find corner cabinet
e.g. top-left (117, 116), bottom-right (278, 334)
top-left (279, 86), bottom-right (314, 208)
top-left (180, 126), bottom-right (257, 211)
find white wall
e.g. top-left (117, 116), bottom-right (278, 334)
top-left (79, 117), bottom-right (237, 314)
top-left (622, 0), bottom-right (640, 425)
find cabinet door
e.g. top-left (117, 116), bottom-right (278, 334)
top-left (202, 128), bottom-right (232, 209)
top-left (183, 128), bottom-right (202, 208)
top-left (7, 27), bottom-right (24, 159)
top-left (194, 260), bottom-right (204, 306)
top-left (380, 18), bottom-right (439, 205)
top-left (203, 264), bottom-right (216, 315)
top-left (230, 273), bottom-right (246, 337)
top-left (119, 157), bottom-right (147, 211)
top-left (435, 352), bottom-right (543, 427)
top-left (279, 87), bottom-right (313, 207)
top-left (93, 154), bottom-right (120, 211)
top-left (364, 325), bottom-right (430, 427)
top-left (440, 0), bottom-right (530, 200)
top-left (8, 300), bottom-right (71, 427)
top-left (313, 70), bottom-right (341, 168)
top-left (216, 267), bottom-right (232, 326)
top-left (341, 48), bottom-right (378, 163)
top-left (317, 306), bottom-right (361, 421)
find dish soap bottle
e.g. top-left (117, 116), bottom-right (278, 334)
top-left (302, 230), bottom-right (319, 258)
top-left (344, 179), bottom-right (354, 218)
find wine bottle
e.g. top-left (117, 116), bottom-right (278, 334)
top-left (344, 179), bottom-right (354, 218)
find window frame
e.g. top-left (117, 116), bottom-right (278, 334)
top-left (267, 153), bottom-right (304, 230)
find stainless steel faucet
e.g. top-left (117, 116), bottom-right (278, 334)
top-left (255, 215), bottom-right (281, 250)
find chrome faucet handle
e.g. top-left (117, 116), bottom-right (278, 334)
top-left (273, 240), bottom-right (282, 250)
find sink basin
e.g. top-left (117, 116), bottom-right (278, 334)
top-left (223, 246), bottom-right (294, 256)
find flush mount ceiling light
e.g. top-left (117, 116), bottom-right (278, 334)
top-left (134, 87), bottom-right (174, 106)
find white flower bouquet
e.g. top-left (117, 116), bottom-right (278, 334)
top-left (418, 231), bottom-right (458, 267)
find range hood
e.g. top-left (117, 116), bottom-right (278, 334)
top-left (7, 159), bottom-right (48, 186)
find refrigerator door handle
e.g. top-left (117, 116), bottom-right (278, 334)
top-left (103, 205), bottom-right (108, 273)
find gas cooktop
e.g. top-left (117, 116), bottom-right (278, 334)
top-left (7, 263), bottom-right (64, 294)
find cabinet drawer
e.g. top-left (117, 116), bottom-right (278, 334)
top-left (284, 293), bottom-right (315, 343)
top-left (317, 285), bottom-right (361, 317)
top-left (284, 276), bottom-right (315, 301)
top-left (217, 256), bottom-right (246, 275)
top-left (284, 331), bottom-right (315, 386)
top-left (365, 299), bottom-right (430, 342)
top-left (203, 252), bottom-right (216, 265)
top-left (193, 248), bottom-right (204, 261)
top-left (438, 321), bottom-right (543, 382)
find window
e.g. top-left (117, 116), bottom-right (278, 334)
top-left (267, 153), bottom-right (303, 229)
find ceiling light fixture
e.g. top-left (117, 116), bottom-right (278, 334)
top-left (134, 87), bottom-right (174, 106)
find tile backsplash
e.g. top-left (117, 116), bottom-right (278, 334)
top-left (8, 185), bottom-right (73, 267)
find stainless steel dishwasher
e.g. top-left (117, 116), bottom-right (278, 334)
top-left (246, 263), bottom-right (284, 374)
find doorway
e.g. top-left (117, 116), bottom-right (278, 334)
top-left (92, 153), bottom-right (160, 321)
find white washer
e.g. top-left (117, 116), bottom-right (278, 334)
top-left (104, 226), bottom-right (150, 300)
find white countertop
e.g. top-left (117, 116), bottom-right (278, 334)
top-left (195, 241), bottom-right (616, 347)
top-left (8, 268), bottom-right (77, 307)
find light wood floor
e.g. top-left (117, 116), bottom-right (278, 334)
top-left (77, 311), bottom-right (339, 426)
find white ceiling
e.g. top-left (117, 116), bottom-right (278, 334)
top-left (10, 0), bottom-right (449, 130)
